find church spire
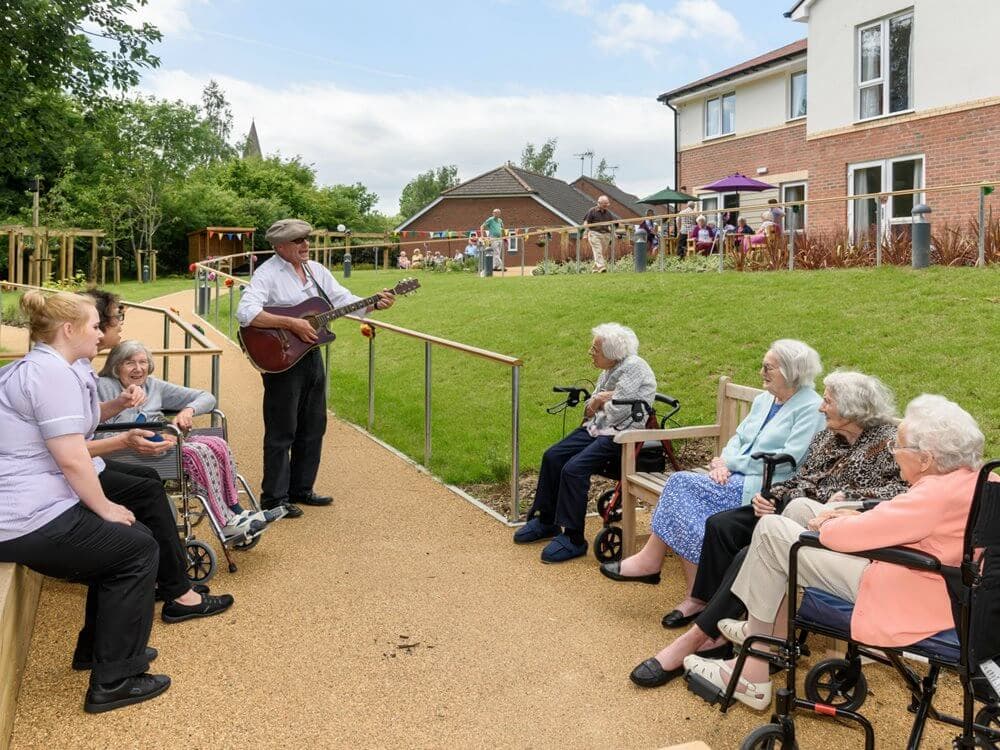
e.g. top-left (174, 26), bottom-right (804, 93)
top-left (242, 119), bottom-right (262, 159)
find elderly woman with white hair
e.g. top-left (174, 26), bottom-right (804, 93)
top-left (97, 340), bottom-right (278, 538)
top-left (602, 340), bottom-right (825, 626)
top-left (685, 394), bottom-right (988, 710)
top-left (514, 323), bottom-right (656, 563)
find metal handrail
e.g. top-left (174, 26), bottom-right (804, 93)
top-left (192, 256), bottom-right (526, 522)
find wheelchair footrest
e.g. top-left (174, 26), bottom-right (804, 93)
top-left (684, 672), bottom-right (726, 707)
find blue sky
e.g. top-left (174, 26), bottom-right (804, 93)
top-left (137, 0), bottom-right (805, 213)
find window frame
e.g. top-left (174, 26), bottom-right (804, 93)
top-left (780, 181), bottom-right (808, 232)
top-left (846, 154), bottom-right (925, 244)
top-left (856, 10), bottom-right (914, 122)
top-left (704, 91), bottom-right (736, 140)
top-left (788, 71), bottom-right (807, 122)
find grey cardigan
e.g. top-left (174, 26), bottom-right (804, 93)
top-left (97, 375), bottom-right (217, 423)
top-left (586, 354), bottom-right (658, 435)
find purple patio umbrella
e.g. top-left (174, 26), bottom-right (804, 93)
top-left (698, 173), bottom-right (778, 268)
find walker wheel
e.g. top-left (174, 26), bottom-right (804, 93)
top-left (803, 657), bottom-right (868, 712)
top-left (596, 489), bottom-right (621, 522)
top-left (593, 526), bottom-right (623, 563)
top-left (740, 724), bottom-right (797, 749)
top-left (184, 539), bottom-right (216, 584)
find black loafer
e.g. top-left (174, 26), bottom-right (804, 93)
top-left (264, 501), bottom-right (303, 519)
top-left (84, 673), bottom-right (171, 713)
top-left (73, 646), bottom-right (158, 672)
top-left (630, 658), bottom-right (684, 688)
top-left (162, 593), bottom-right (234, 623)
top-left (599, 561), bottom-right (661, 585)
top-left (291, 493), bottom-right (332, 507)
top-left (661, 609), bottom-right (701, 629)
top-left (155, 583), bottom-right (209, 603)
top-left (695, 643), bottom-right (733, 660)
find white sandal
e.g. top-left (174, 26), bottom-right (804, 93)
top-left (683, 654), bottom-right (772, 711)
top-left (718, 618), bottom-right (749, 646)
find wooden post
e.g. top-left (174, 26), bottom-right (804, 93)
top-left (135, 248), bottom-right (142, 282)
top-left (7, 230), bottom-right (14, 283)
top-left (67, 233), bottom-right (75, 279)
top-left (151, 249), bottom-right (157, 282)
top-left (90, 236), bottom-right (98, 283)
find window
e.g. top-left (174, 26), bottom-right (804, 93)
top-left (699, 193), bottom-right (739, 227)
top-left (789, 72), bottom-right (807, 120)
top-left (705, 92), bottom-right (735, 138)
top-left (857, 11), bottom-right (913, 120)
top-left (847, 156), bottom-right (924, 244)
top-left (781, 182), bottom-right (807, 232)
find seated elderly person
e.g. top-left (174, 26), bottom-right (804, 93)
top-left (601, 340), bottom-right (825, 625)
top-left (514, 323), bottom-right (656, 563)
top-left (626, 371), bottom-right (906, 688)
top-left (692, 215), bottom-right (716, 255)
top-left (684, 394), bottom-right (987, 710)
top-left (97, 340), bottom-right (277, 538)
top-left (397, 251), bottom-right (410, 269)
top-left (743, 211), bottom-right (779, 250)
top-left (410, 248), bottom-right (424, 269)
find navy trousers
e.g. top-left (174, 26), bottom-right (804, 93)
top-left (529, 427), bottom-right (619, 533)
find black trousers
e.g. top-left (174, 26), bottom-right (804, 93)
top-left (528, 427), bottom-right (619, 533)
top-left (691, 506), bottom-right (758, 638)
top-left (0, 504), bottom-right (157, 684)
top-left (677, 232), bottom-right (688, 258)
top-left (99, 459), bottom-right (190, 602)
top-left (260, 349), bottom-right (327, 506)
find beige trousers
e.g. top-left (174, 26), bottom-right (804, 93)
top-left (488, 238), bottom-right (504, 270)
top-left (587, 231), bottom-right (608, 268)
top-left (731, 512), bottom-right (868, 625)
top-left (781, 496), bottom-right (863, 527)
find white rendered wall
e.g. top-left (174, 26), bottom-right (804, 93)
top-left (805, 0), bottom-right (1000, 135)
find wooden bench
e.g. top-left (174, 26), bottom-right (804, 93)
top-left (613, 376), bottom-right (763, 557)
top-left (0, 563), bottom-right (41, 750)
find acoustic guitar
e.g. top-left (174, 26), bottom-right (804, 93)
top-left (238, 278), bottom-right (420, 373)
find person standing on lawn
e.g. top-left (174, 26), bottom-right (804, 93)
top-left (480, 209), bottom-right (506, 272)
top-left (583, 196), bottom-right (616, 272)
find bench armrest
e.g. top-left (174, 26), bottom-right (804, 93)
top-left (613, 424), bottom-right (720, 445)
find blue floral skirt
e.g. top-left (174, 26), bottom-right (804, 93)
top-left (650, 471), bottom-right (745, 563)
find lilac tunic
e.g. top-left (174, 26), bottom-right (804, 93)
top-left (0, 344), bottom-right (101, 542)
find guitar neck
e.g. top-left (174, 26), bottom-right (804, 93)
top-left (315, 294), bottom-right (379, 326)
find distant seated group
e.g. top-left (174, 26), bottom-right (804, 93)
top-left (690, 207), bottom-right (784, 256)
top-left (0, 288), bottom-right (281, 713)
top-left (515, 324), bottom-right (987, 711)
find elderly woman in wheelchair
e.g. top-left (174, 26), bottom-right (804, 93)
top-left (684, 394), bottom-right (986, 713)
top-left (514, 323), bottom-right (656, 563)
top-left (97, 339), bottom-right (282, 540)
top-left (627, 371), bottom-right (906, 689)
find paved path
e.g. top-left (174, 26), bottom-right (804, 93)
top-left (8, 290), bottom-right (956, 749)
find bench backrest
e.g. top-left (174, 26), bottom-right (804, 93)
top-left (715, 376), bottom-right (763, 450)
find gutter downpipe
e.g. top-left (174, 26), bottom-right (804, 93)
top-left (663, 98), bottom-right (680, 192)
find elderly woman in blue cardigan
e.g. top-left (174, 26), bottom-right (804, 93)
top-left (601, 339), bottom-right (825, 627)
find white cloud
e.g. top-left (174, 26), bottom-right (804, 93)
top-left (142, 70), bottom-right (675, 215)
top-left (130, 0), bottom-right (204, 34)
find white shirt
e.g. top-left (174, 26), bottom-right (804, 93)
top-left (236, 254), bottom-right (363, 327)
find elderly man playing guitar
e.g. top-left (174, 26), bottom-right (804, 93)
top-left (236, 218), bottom-right (395, 519)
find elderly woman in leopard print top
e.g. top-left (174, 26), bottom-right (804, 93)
top-left (625, 371), bottom-right (906, 688)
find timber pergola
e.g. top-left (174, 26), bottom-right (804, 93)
top-left (2, 225), bottom-right (106, 286)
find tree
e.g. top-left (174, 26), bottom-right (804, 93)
top-left (520, 138), bottom-right (558, 177)
top-left (200, 79), bottom-right (236, 163)
top-left (398, 165), bottom-right (460, 219)
top-left (594, 158), bottom-right (617, 184)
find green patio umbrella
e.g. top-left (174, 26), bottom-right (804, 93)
top-left (639, 187), bottom-right (697, 204)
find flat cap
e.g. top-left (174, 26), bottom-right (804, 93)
top-left (265, 218), bottom-right (312, 246)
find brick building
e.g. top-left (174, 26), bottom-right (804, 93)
top-left (397, 165), bottom-right (636, 266)
top-left (659, 0), bottom-right (999, 244)
top-left (570, 176), bottom-right (651, 219)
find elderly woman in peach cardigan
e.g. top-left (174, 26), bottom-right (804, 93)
top-left (684, 394), bottom-right (987, 711)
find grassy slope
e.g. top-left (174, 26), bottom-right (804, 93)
top-left (308, 266), bottom-right (1000, 484)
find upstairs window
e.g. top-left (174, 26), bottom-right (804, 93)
top-left (705, 92), bottom-right (735, 138)
top-left (858, 10), bottom-right (913, 120)
top-left (789, 71), bottom-right (807, 119)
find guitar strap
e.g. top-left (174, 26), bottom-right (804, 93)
top-left (302, 261), bottom-right (337, 312)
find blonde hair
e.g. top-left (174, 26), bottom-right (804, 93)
top-left (20, 291), bottom-right (95, 345)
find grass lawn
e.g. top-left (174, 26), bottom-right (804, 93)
top-left (243, 265), bottom-right (998, 486)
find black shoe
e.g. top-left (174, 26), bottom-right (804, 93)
top-left (661, 608), bottom-right (702, 629)
top-left (155, 583), bottom-right (209, 603)
top-left (162, 593), bottom-right (235, 623)
top-left (73, 647), bottom-right (158, 672)
top-left (630, 658), bottom-right (684, 688)
top-left (291, 492), bottom-right (333, 507)
top-left (599, 561), bottom-right (661, 585)
top-left (695, 643), bottom-right (734, 660)
top-left (263, 500), bottom-right (304, 518)
top-left (84, 673), bottom-right (171, 713)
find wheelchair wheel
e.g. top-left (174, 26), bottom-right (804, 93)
top-left (975, 704), bottom-right (1000, 747)
top-left (185, 539), bottom-right (216, 584)
top-left (596, 489), bottom-right (621, 523)
top-left (593, 526), bottom-right (623, 563)
top-left (803, 657), bottom-right (868, 712)
top-left (740, 724), bottom-right (797, 750)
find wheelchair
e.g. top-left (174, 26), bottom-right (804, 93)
top-left (546, 384), bottom-right (682, 563)
top-left (689, 459), bottom-right (1000, 750)
top-left (96, 409), bottom-right (263, 585)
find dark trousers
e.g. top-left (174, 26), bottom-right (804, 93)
top-left (691, 506), bottom-right (758, 638)
top-left (677, 232), bottom-right (688, 258)
top-left (261, 349), bottom-right (327, 506)
top-left (0, 505), bottom-right (157, 684)
top-left (529, 427), bottom-right (619, 533)
top-left (100, 459), bottom-right (190, 602)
